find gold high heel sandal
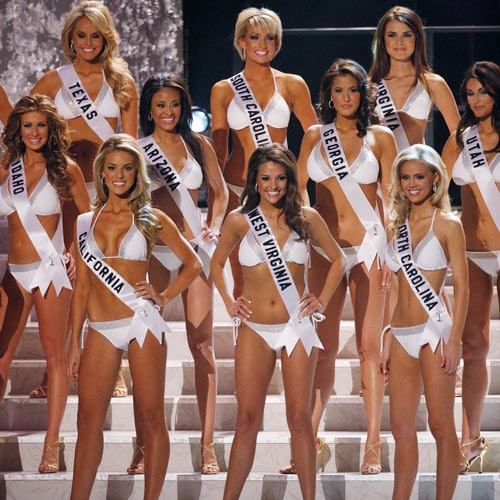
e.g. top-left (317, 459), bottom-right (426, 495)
top-left (460, 436), bottom-right (489, 474)
top-left (201, 443), bottom-right (220, 475)
top-left (279, 438), bottom-right (331, 474)
top-left (360, 441), bottom-right (382, 475)
top-left (127, 445), bottom-right (145, 475)
top-left (38, 438), bottom-right (64, 473)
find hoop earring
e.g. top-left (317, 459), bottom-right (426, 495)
top-left (432, 183), bottom-right (437, 193)
top-left (242, 48), bottom-right (246, 60)
top-left (101, 176), bottom-right (106, 187)
top-left (328, 99), bottom-right (335, 110)
top-left (255, 183), bottom-right (258, 192)
top-left (148, 112), bottom-right (152, 122)
top-left (70, 42), bottom-right (75, 53)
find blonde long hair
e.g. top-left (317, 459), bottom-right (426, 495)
top-left (389, 144), bottom-right (450, 236)
top-left (61, 1), bottom-right (132, 109)
top-left (93, 134), bottom-right (161, 244)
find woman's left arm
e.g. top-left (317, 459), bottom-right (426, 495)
top-left (441, 214), bottom-right (469, 373)
top-left (120, 75), bottom-right (138, 138)
top-left (149, 209), bottom-right (202, 305)
top-left (286, 74), bottom-right (318, 132)
top-left (426, 73), bottom-right (460, 134)
top-left (67, 159), bottom-right (91, 213)
top-left (373, 125), bottom-right (397, 208)
top-left (199, 135), bottom-right (229, 236)
top-left (300, 207), bottom-right (346, 316)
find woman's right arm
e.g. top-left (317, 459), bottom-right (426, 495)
top-left (210, 210), bottom-right (250, 317)
top-left (210, 81), bottom-right (231, 171)
top-left (441, 131), bottom-right (461, 180)
top-left (0, 84), bottom-right (12, 125)
top-left (68, 220), bottom-right (91, 380)
top-left (30, 70), bottom-right (59, 100)
top-left (296, 126), bottom-right (319, 205)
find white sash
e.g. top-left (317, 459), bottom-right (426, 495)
top-left (395, 220), bottom-right (452, 351)
top-left (57, 64), bottom-right (115, 142)
top-left (320, 123), bottom-right (385, 269)
top-left (244, 206), bottom-right (323, 355)
top-left (375, 80), bottom-right (410, 152)
top-left (463, 126), bottom-right (500, 233)
top-left (228, 72), bottom-right (273, 147)
top-left (138, 136), bottom-right (215, 277)
top-left (9, 158), bottom-right (70, 296)
top-left (77, 212), bottom-right (169, 348)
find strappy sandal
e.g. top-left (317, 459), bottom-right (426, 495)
top-left (30, 385), bottom-right (48, 399)
top-left (201, 443), bottom-right (220, 475)
top-left (127, 445), bottom-right (145, 475)
top-left (279, 438), bottom-right (331, 474)
top-left (460, 436), bottom-right (488, 474)
top-left (38, 438), bottom-right (64, 473)
top-left (360, 441), bottom-right (382, 475)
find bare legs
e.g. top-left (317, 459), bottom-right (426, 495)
top-left (390, 340), bottom-right (459, 500)
top-left (223, 327), bottom-right (318, 500)
top-left (0, 282), bottom-right (70, 470)
top-left (70, 329), bottom-right (168, 500)
top-left (460, 261), bottom-right (496, 468)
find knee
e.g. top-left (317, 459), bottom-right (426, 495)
top-left (286, 407), bottom-right (311, 435)
top-left (76, 406), bottom-right (104, 435)
top-left (188, 337), bottom-right (215, 363)
top-left (390, 420), bottom-right (416, 442)
top-left (462, 336), bottom-right (489, 362)
top-left (428, 417), bottom-right (455, 442)
top-left (234, 409), bottom-right (261, 436)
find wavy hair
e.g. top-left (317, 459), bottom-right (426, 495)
top-left (233, 7), bottom-right (282, 60)
top-left (241, 143), bottom-right (307, 240)
top-left (139, 74), bottom-right (202, 166)
top-left (389, 144), bottom-right (450, 236)
top-left (61, 1), bottom-right (132, 109)
top-left (1, 94), bottom-right (73, 200)
top-left (92, 133), bottom-right (161, 243)
top-left (369, 6), bottom-right (431, 85)
top-left (319, 58), bottom-right (377, 137)
top-left (456, 61), bottom-right (500, 153)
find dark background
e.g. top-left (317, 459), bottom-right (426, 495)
top-left (183, 0), bottom-right (500, 205)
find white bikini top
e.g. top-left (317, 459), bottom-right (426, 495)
top-left (307, 139), bottom-right (379, 184)
top-left (376, 80), bottom-right (432, 121)
top-left (150, 137), bottom-right (203, 192)
top-left (385, 211), bottom-right (447, 273)
top-left (0, 170), bottom-right (60, 217)
top-left (87, 205), bottom-right (148, 262)
top-left (227, 73), bottom-right (290, 130)
top-left (452, 129), bottom-right (500, 186)
top-left (238, 229), bottom-right (308, 267)
top-left (54, 73), bottom-right (120, 120)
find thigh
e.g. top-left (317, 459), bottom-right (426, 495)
top-left (420, 344), bottom-right (456, 426)
top-left (281, 344), bottom-right (318, 411)
top-left (389, 339), bottom-right (422, 432)
top-left (350, 262), bottom-right (386, 350)
top-left (234, 326), bottom-right (276, 413)
top-left (182, 273), bottom-right (214, 340)
top-left (128, 331), bottom-right (167, 413)
top-left (33, 286), bottom-right (71, 349)
top-left (78, 329), bottom-right (123, 414)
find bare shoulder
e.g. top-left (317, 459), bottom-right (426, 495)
top-left (32, 70), bottom-right (61, 97)
top-left (423, 72), bottom-right (450, 92)
top-left (369, 123), bottom-right (394, 140)
top-left (436, 211), bottom-right (463, 236)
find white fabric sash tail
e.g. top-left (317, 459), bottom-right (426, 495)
top-left (395, 220), bottom-right (452, 351)
top-left (77, 212), bottom-right (169, 348)
top-left (57, 64), bottom-right (115, 142)
top-left (375, 80), bottom-right (410, 152)
top-left (138, 136), bottom-right (215, 277)
top-left (9, 158), bottom-right (70, 296)
top-left (320, 122), bottom-right (385, 270)
top-left (244, 206), bottom-right (324, 355)
top-left (228, 72), bottom-right (273, 147)
top-left (463, 125), bottom-right (500, 233)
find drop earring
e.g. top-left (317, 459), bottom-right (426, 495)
top-left (432, 183), bottom-right (437, 193)
top-left (148, 112), bottom-right (152, 121)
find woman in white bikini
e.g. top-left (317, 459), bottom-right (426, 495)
top-left (442, 60), bottom-right (500, 473)
top-left (0, 94), bottom-right (89, 472)
top-left (283, 58), bottom-right (396, 476)
top-left (31, 0), bottom-right (137, 399)
top-left (128, 73), bottom-right (227, 475)
top-left (382, 144), bottom-right (468, 499)
top-left (67, 134), bottom-right (201, 500)
top-left (211, 143), bottom-right (345, 500)
top-left (210, 6), bottom-right (317, 296)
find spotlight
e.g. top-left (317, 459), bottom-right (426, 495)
top-left (191, 106), bottom-right (211, 134)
